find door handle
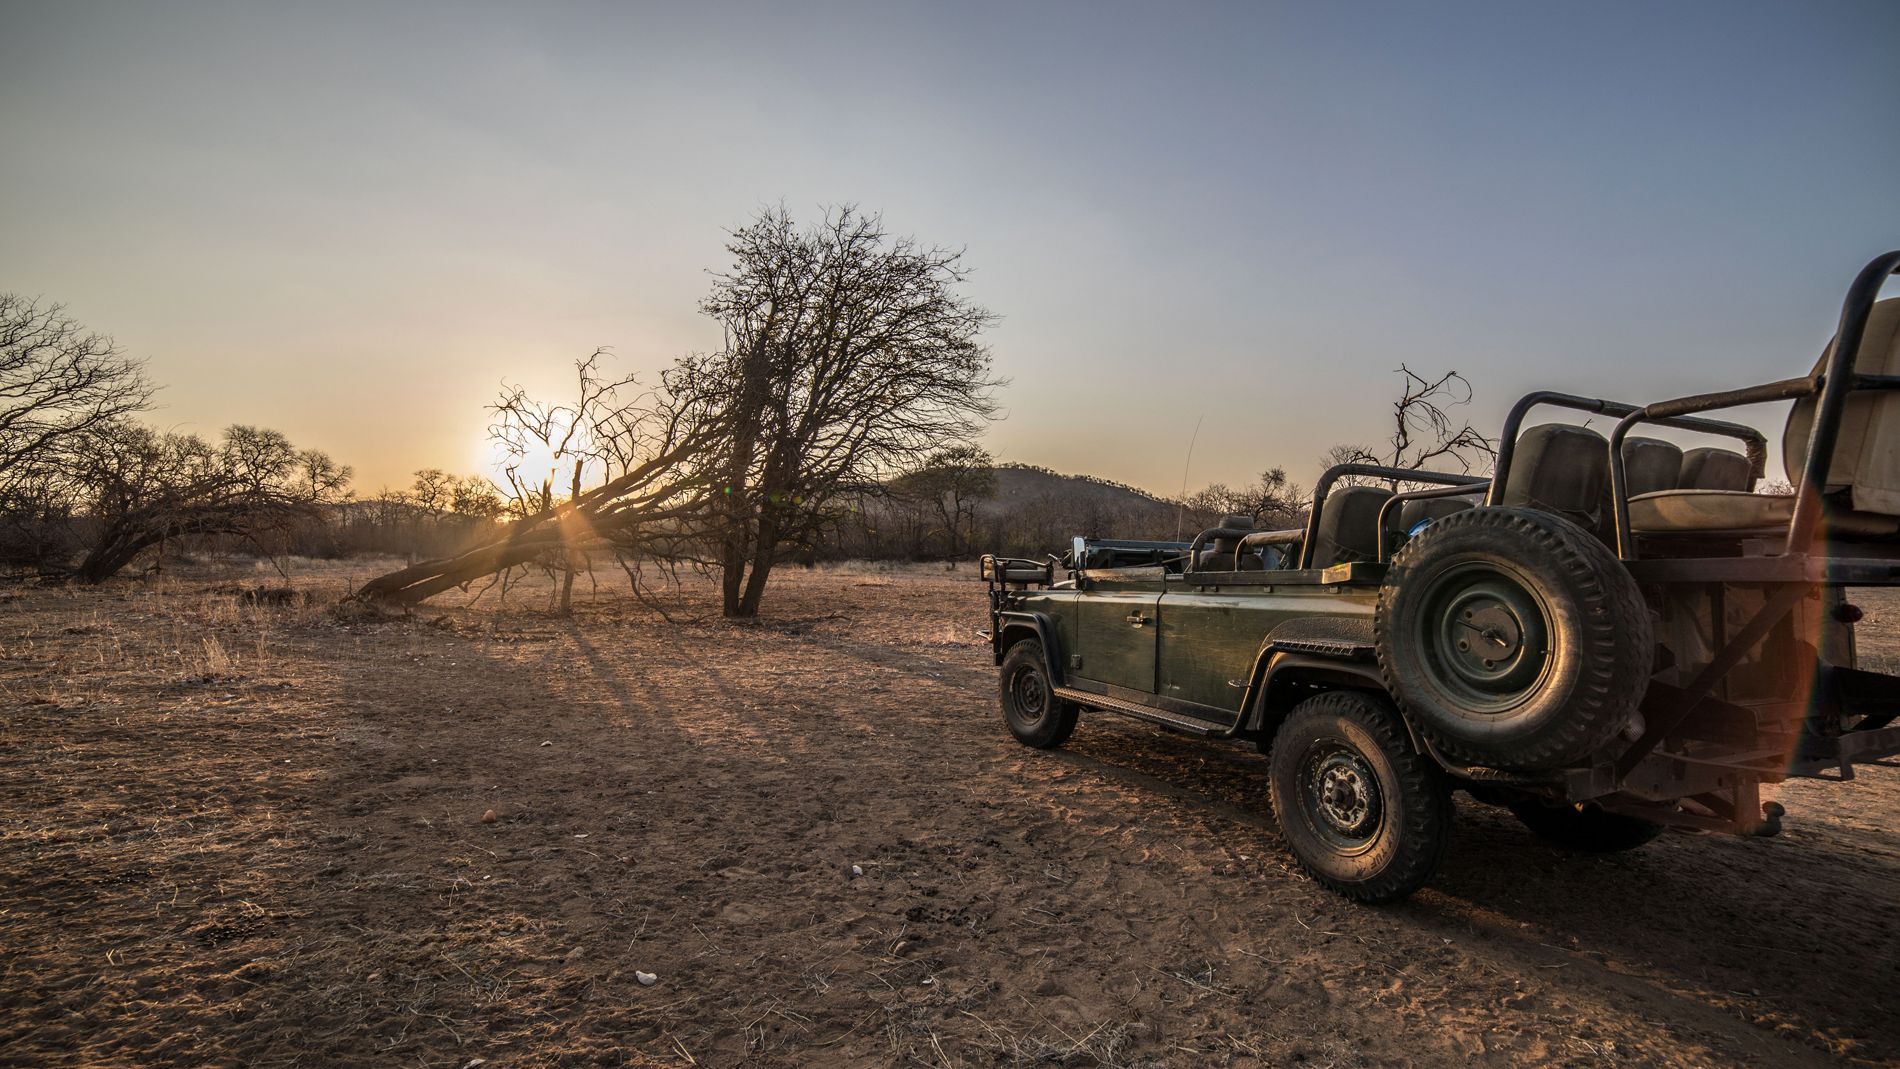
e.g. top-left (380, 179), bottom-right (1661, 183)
top-left (1125, 612), bottom-right (1148, 628)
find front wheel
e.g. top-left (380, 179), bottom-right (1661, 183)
top-left (1508, 801), bottom-right (1665, 853)
top-left (999, 639), bottom-right (1078, 749)
top-left (1269, 691), bottom-right (1451, 903)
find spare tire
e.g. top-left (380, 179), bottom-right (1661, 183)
top-left (1374, 507), bottom-right (1651, 770)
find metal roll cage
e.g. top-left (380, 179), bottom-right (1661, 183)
top-left (1604, 251), bottom-right (1900, 559)
top-left (1184, 250), bottom-right (1900, 574)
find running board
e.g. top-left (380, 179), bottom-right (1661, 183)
top-left (1055, 687), bottom-right (1231, 737)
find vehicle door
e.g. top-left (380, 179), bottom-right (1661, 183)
top-left (1070, 576), bottom-right (1161, 695)
top-left (1154, 585), bottom-right (1274, 716)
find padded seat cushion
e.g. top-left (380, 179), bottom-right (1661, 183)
top-left (1630, 489), bottom-right (1900, 537)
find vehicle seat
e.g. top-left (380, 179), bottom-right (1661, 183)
top-left (1398, 494), bottom-right (1478, 534)
top-left (1622, 436), bottom-right (1683, 496)
top-left (1631, 298), bottom-right (1900, 536)
top-left (1311, 486), bottom-right (1397, 567)
top-left (1500, 423), bottom-right (1609, 531)
top-left (1679, 447), bottom-right (1752, 491)
top-left (1196, 513), bottom-right (1264, 571)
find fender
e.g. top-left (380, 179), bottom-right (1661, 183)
top-left (1240, 651), bottom-right (1389, 735)
top-left (1236, 616), bottom-right (1388, 737)
top-left (993, 610), bottom-right (1066, 685)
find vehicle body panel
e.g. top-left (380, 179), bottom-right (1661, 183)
top-left (1156, 584), bottom-right (1377, 712)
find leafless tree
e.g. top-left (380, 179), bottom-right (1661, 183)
top-left (67, 422), bottom-right (351, 583)
top-left (893, 445), bottom-right (997, 563)
top-left (1179, 467), bottom-right (1307, 530)
top-left (449, 475), bottom-right (504, 521)
top-left (679, 206), bottom-right (1000, 617)
top-left (0, 295), bottom-right (154, 505)
top-left (352, 354), bottom-right (724, 609)
top-left (411, 469), bottom-right (452, 516)
top-left (1326, 364), bottom-right (1496, 484)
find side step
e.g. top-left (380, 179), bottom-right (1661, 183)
top-left (1054, 687), bottom-right (1230, 737)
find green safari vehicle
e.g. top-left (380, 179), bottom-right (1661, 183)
top-left (981, 251), bottom-right (1900, 903)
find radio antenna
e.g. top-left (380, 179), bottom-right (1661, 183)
top-left (1174, 413), bottom-right (1204, 541)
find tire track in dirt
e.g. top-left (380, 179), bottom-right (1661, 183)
top-left (781, 619), bottom-right (1895, 1067)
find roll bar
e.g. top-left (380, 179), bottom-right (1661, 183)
top-left (1486, 392), bottom-right (1767, 508)
top-left (1296, 464), bottom-right (1488, 569)
top-left (1605, 250), bottom-right (1900, 558)
top-left (1375, 481), bottom-right (1493, 560)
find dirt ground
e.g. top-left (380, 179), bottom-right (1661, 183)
top-left (3, 560), bottom-right (1898, 1068)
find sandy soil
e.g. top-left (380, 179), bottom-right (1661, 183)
top-left (3, 560), bottom-right (1898, 1068)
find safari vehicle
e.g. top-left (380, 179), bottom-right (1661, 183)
top-left (980, 251), bottom-right (1900, 903)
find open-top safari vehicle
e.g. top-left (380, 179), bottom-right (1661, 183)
top-left (980, 251), bottom-right (1900, 902)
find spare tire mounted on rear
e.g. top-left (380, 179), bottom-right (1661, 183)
top-left (1374, 507), bottom-right (1651, 770)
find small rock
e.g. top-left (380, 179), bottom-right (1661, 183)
top-left (635, 970), bottom-right (658, 987)
top-left (540, 740), bottom-right (552, 747)
top-left (849, 864), bottom-right (863, 879)
top-left (480, 809), bottom-right (498, 824)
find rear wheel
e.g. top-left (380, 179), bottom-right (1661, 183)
top-left (1268, 691), bottom-right (1451, 903)
top-left (999, 639), bottom-right (1077, 749)
top-left (1508, 801), bottom-right (1666, 853)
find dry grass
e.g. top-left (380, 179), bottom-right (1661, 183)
top-left (2, 557), bottom-right (1898, 1067)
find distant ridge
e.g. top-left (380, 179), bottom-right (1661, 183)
top-left (975, 463), bottom-right (1177, 524)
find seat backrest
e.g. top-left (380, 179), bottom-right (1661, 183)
top-left (1311, 486), bottom-right (1396, 567)
top-left (1398, 494), bottom-right (1477, 534)
top-left (1622, 436), bottom-right (1683, 496)
top-left (1784, 297), bottom-right (1900, 514)
top-left (1679, 447), bottom-right (1752, 491)
top-left (1500, 423), bottom-right (1609, 529)
top-left (1196, 513), bottom-right (1262, 570)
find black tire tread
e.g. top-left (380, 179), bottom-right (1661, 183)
top-left (999, 639), bottom-right (1078, 749)
top-left (1373, 507), bottom-right (1651, 770)
top-left (1268, 691), bottom-right (1451, 903)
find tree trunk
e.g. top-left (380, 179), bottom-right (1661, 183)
top-left (73, 527), bottom-right (158, 584)
top-left (559, 462), bottom-right (581, 615)
top-left (720, 533), bottom-right (750, 617)
top-left (737, 545), bottom-right (775, 617)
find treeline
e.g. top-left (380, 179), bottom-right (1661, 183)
top-left (5, 206), bottom-right (1491, 614)
top-left (816, 461), bottom-right (1310, 562)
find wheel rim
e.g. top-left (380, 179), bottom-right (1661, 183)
top-left (1008, 663), bottom-right (1049, 728)
top-left (1298, 738), bottom-right (1383, 853)
top-left (1416, 562), bottom-right (1553, 713)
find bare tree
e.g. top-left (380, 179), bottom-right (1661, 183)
top-left (1180, 467), bottom-right (1307, 529)
top-left (352, 354), bottom-right (723, 609)
top-left (681, 206), bottom-right (1000, 617)
top-left (449, 475), bottom-right (504, 521)
top-left (411, 469), bottom-right (452, 516)
top-left (1326, 364), bottom-right (1496, 483)
top-left (893, 445), bottom-right (998, 563)
top-left (68, 422), bottom-right (351, 583)
top-left (0, 295), bottom-right (153, 503)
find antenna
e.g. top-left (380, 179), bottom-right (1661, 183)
top-left (1173, 413), bottom-right (1204, 540)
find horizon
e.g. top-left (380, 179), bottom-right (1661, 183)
top-left (4, 1), bottom-right (1896, 496)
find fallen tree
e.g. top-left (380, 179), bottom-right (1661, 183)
top-left (351, 354), bottom-right (723, 608)
top-left (349, 448), bottom-right (716, 607)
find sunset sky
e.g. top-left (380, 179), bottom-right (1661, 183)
top-left (3, 1), bottom-right (1896, 494)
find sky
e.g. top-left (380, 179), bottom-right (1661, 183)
top-left (3, 1), bottom-right (1897, 495)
